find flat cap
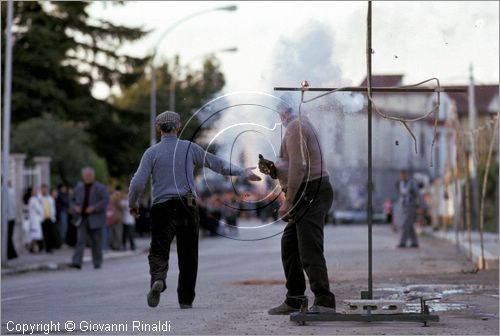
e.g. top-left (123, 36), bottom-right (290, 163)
top-left (156, 111), bottom-right (180, 125)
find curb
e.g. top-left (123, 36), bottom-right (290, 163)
top-left (425, 229), bottom-right (499, 270)
top-left (1, 247), bottom-right (149, 276)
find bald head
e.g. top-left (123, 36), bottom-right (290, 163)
top-left (277, 95), bottom-right (297, 126)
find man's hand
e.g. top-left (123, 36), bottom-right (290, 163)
top-left (129, 206), bottom-right (140, 218)
top-left (73, 205), bottom-right (81, 214)
top-left (278, 199), bottom-right (293, 222)
top-left (85, 206), bottom-right (95, 214)
top-left (245, 167), bottom-right (262, 182)
top-left (258, 154), bottom-right (277, 179)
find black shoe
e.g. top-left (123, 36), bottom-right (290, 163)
top-left (147, 280), bottom-right (164, 308)
top-left (268, 302), bottom-right (300, 315)
top-left (410, 244), bottom-right (419, 248)
top-left (68, 263), bottom-right (81, 269)
top-left (179, 303), bottom-right (192, 309)
top-left (397, 244), bottom-right (406, 248)
top-left (94, 265), bottom-right (101, 269)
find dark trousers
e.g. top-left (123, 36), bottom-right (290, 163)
top-left (122, 224), bottom-right (136, 250)
top-left (7, 220), bottom-right (18, 259)
top-left (399, 207), bottom-right (419, 246)
top-left (282, 177), bottom-right (336, 308)
top-left (72, 219), bottom-right (103, 267)
top-left (41, 219), bottom-right (61, 252)
top-left (149, 199), bottom-right (199, 305)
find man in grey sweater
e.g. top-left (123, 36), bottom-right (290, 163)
top-left (129, 111), bottom-right (260, 309)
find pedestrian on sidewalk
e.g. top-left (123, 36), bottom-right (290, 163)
top-left (40, 184), bottom-right (61, 253)
top-left (27, 187), bottom-right (44, 253)
top-left (7, 181), bottom-right (18, 259)
top-left (56, 184), bottom-right (70, 245)
top-left (109, 186), bottom-right (124, 251)
top-left (397, 169), bottom-right (420, 248)
top-left (128, 110), bottom-right (260, 309)
top-left (121, 189), bottom-right (136, 251)
top-left (383, 198), bottom-right (395, 232)
top-left (259, 95), bottom-right (336, 315)
top-left (69, 167), bottom-right (110, 269)
top-left (103, 194), bottom-right (114, 252)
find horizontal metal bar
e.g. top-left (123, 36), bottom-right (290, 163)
top-left (290, 312), bottom-right (440, 323)
top-left (274, 86), bottom-right (466, 93)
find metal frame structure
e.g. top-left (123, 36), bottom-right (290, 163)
top-left (274, 1), bottom-right (466, 326)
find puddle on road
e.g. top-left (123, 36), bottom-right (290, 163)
top-left (404, 302), bottom-right (469, 313)
top-left (373, 284), bottom-right (494, 313)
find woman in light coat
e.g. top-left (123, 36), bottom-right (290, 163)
top-left (28, 187), bottom-right (44, 253)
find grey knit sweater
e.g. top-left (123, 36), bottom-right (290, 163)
top-left (129, 135), bottom-right (245, 207)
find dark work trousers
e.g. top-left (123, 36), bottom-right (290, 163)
top-left (72, 219), bottom-right (103, 268)
top-left (149, 199), bottom-right (200, 305)
top-left (282, 177), bottom-right (336, 308)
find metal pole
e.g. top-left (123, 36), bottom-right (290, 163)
top-left (150, 5), bottom-right (238, 145)
top-left (274, 87), bottom-right (464, 93)
top-left (468, 64), bottom-right (480, 230)
top-left (2, 0), bottom-right (15, 264)
top-left (366, 0), bottom-right (373, 300)
top-left (150, 65), bottom-right (157, 146)
top-left (169, 63), bottom-right (176, 112)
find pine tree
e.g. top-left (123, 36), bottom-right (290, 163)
top-left (1, 1), bottom-right (149, 178)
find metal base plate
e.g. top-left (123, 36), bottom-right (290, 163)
top-left (290, 312), bottom-right (439, 324)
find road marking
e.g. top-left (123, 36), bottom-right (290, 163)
top-left (2, 295), bottom-right (32, 302)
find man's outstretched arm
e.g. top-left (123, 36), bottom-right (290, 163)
top-left (191, 143), bottom-right (260, 181)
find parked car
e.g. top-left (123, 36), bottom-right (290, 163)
top-left (328, 209), bottom-right (385, 224)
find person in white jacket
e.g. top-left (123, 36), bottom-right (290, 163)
top-left (27, 187), bottom-right (44, 253)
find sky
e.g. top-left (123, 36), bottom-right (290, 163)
top-left (89, 1), bottom-right (499, 99)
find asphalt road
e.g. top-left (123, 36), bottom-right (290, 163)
top-left (2, 223), bottom-right (498, 335)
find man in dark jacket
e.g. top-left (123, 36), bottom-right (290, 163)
top-left (69, 167), bottom-right (110, 269)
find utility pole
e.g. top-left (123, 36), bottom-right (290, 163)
top-left (150, 67), bottom-right (157, 147)
top-left (2, 0), bottom-right (15, 264)
top-left (468, 64), bottom-right (480, 229)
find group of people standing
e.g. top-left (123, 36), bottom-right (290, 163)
top-left (7, 167), bottom-right (136, 270)
top-left (106, 186), bottom-right (136, 252)
top-left (20, 183), bottom-right (70, 255)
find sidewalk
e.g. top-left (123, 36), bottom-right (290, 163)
top-left (1, 237), bottom-right (151, 276)
top-left (425, 228), bottom-right (499, 270)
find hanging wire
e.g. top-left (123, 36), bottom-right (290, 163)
top-left (297, 78), bottom-right (442, 166)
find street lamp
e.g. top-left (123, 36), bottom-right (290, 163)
top-left (169, 47), bottom-right (239, 112)
top-left (149, 4), bottom-right (238, 146)
top-left (1, 0), bottom-right (14, 265)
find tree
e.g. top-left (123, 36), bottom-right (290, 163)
top-left (1, 1), bottom-right (149, 178)
top-left (112, 55), bottom-right (227, 159)
top-left (11, 115), bottom-right (109, 187)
